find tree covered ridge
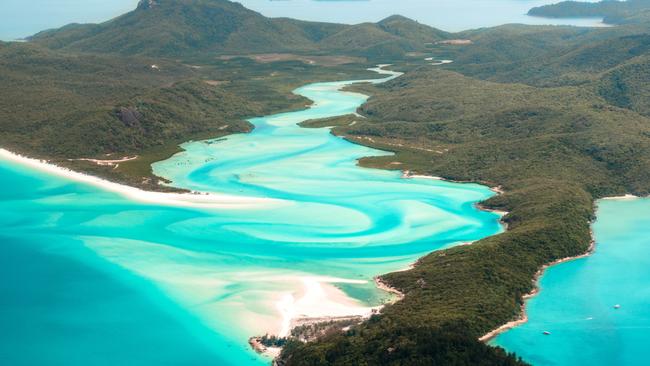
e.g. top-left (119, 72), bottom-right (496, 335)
top-left (0, 40), bottom-right (379, 189)
top-left (278, 16), bottom-right (650, 366)
top-left (29, 0), bottom-right (448, 59)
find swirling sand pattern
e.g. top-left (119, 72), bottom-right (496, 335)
top-left (0, 68), bottom-right (502, 365)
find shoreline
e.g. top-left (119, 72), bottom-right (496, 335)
top-left (246, 68), bottom-right (432, 358)
top-left (274, 276), bottom-right (380, 338)
top-left (601, 194), bottom-right (638, 200)
top-left (4, 64), bottom-right (510, 361)
top-left (0, 148), bottom-right (282, 210)
top-left (479, 226), bottom-right (600, 342)
top-left (250, 276), bottom-right (384, 358)
top-left (2, 66), bottom-right (406, 362)
top-left (480, 193), bottom-right (646, 342)
top-left (254, 192), bottom-right (505, 359)
top-left (314, 105), bottom-right (525, 348)
top-left (337, 125), bottom-right (640, 348)
top-left (374, 276), bottom-right (405, 301)
top-left (265, 65), bottom-right (407, 340)
top-left (403, 171), bottom-right (510, 224)
top-left (3, 144), bottom-right (394, 360)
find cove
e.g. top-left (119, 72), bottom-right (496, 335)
top-left (495, 197), bottom-right (650, 365)
top-left (0, 67), bottom-right (502, 365)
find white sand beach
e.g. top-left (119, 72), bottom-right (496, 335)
top-left (275, 276), bottom-right (379, 337)
top-left (601, 194), bottom-right (639, 200)
top-left (0, 149), bottom-right (283, 210)
top-left (409, 174), bottom-right (444, 180)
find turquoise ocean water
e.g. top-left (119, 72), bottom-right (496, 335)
top-left (0, 69), bottom-right (503, 365)
top-left (496, 198), bottom-right (650, 365)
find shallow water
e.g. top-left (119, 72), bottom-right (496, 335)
top-left (495, 198), bottom-right (650, 365)
top-left (0, 0), bottom-right (605, 41)
top-left (0, 69), bottom-right (503, 365)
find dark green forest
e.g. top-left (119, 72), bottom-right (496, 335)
top-left (278, 8), bottom-right (650, 365)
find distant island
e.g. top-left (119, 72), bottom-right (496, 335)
top-left (529, 0), bottom-right (650, 24)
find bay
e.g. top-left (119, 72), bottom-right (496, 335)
top-left (0, 68), bottom-right (503, 365)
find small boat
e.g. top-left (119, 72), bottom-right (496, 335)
top-left (614, 304), bottom-right (621, 309)
top-left (543, 331), bottom-right (551, 335)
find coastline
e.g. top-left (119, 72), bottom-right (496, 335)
top-left (479, 227), bottom-right (599, 342)
top-left (275, 276), bottom-right (381, 338)
top-left (255, 172), bottom-right (508, 357)
top-left (0, 148), bottom-right (282, 210)
top-left (404, 171), bottom-right (510, 222)
top-left (333, 120), bottom-right (634, 350)
top-left (601, 194), bottom-right (638, 200)
top-left (2, 66), bottom-right (411, 362)
top-left (332, 113), bottom-right (645, 349)
top-left (374, 276), bottom-right (405, 301)
top-left (394, 155), bottom-right (611, 345)
top-left (2, 145), bottom-right (391, 358)
top-left (314, 102), bottom-right (526, 347)
top-left (3, 64), bottom-right (510, 362)
top-left (480, 193), bottom-right (646, 343)
top-left (250, 276), bottom-right (385, 358)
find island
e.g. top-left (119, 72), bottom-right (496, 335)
top-left (528, 0), bottom-right (650, 25)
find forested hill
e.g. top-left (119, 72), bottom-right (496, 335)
top-left (30, 0), bottom-right (448, 59)
top-left (277, 10), bottom-right (650, 366)
top-left (528, 0), bottom-right (650, 24)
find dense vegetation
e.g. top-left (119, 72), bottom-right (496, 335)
top-left (2, 0), bottom-right (451, 188)
top-left (528, 0), bottom-right (650, 24)
top-left (279, 11), bottom-right (650, 366)
top-left (279, 323), bottom-right (525, 366)
top-left (31, 0), bottom-right (448, 59)
top-left (0, 40), bottom-right (377, 188)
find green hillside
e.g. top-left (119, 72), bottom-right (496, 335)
top-left (0, 40), bottom-right (377, 188)
top-left (378, 15), bottom-right (450, 43)
top-left (281, 74), bottom-right (650, 365)
top-left (598, 54), bottom-right (650, 115)
top-left (278, 17), bottom-right (650, 366)
top-left (426, 21), bottom-right (650, 89)
top-left (30, 0), bottom-right (447, 59)
top-left (1, 0), bottom-right (452, 189)
top-left (31, 0), bottom-right (320, 56)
